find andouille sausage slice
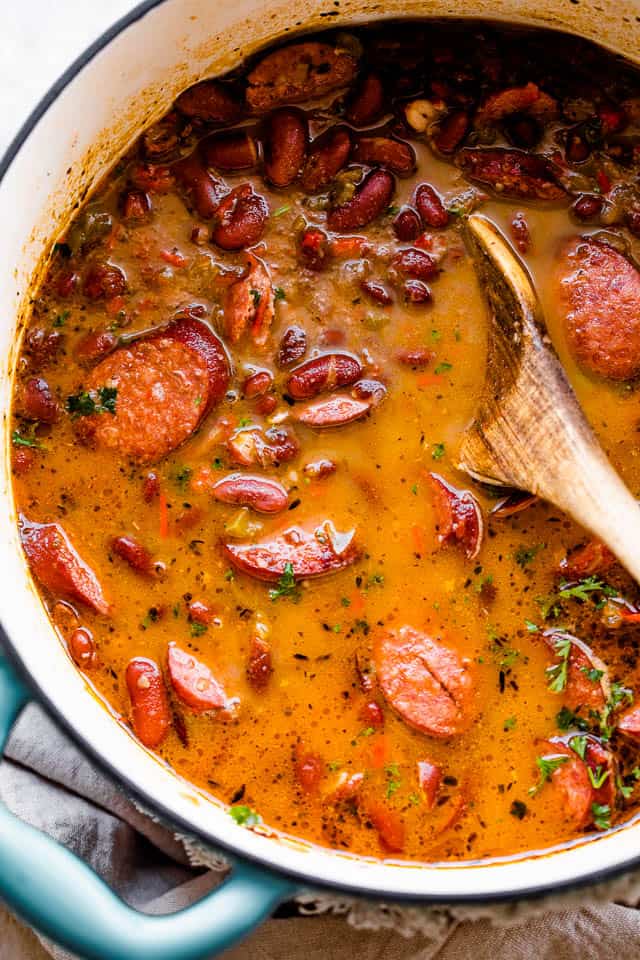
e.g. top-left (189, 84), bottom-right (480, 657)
top-left (224, 521), bottom-right (360, 581)
top-left (126, 657), bottom-right (171, 748)
top-left (428, 473), bottom-right (483, 561)
top-left (543, 629), bottom-right (609, 713)
top-left (211, 473), bottom-right (289, 513)
top-left (535, 739), bottom-right (593, 827)
top-left (246, 42), bottom-right (358, 111)
top-left (555, 237), bottom-right (640, 380)
top-left (456, 148), bottom-right (565, 201)
top-left (20, 516), bottom-right (110, 615)
top-left (375, 625), bottom-right (474, 738)
top-left (78, 318), bottom-right (230, 463)
top-left (167, 642), bottom-right (226, 712)
top-left (618, 704), bottom-right (640, 742)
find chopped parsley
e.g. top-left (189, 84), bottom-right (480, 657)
top-left (503, 715), bottom-right (517, 731)
top-left (212, 457), bottom-right (225, 470)
top-left (238, 417), bottom-right (253, 428)
top-left (274, 286), bottom-right (286, 301)
top-left (190, 621), bottom-right (208, 637)
top-left (250, 288), bottom-right (261, 306)
top-left (341, 596), bottom-right (351, 607)
top-left (528, 754), bottom-right (569, 796)
top-left (600, 681), bottom-right (634, 738)
top-left (587, 765), bottom-right (610, 790)
top-left (229, 805), bottom-right (261, 827)
top-left (11, 430), bottom-right (44, 449)
top-left (515, 543), bottom-right (543, 569)
top-left (591, 802), bottom-right (611, 831)
top-left (434, 361), bottom-right (452, 375)
top-left (581, 666), bottom-right (604, 683)
top-left (384, 763), bottom-right (402, 798)
top-left (67, 386), bottom-right (117, 418)
top-left (431, 442), bottom-right (446, 460)
top-left (174, 466), bottom-right (193, 489)
top-left (546, 634), bottom-right (572, 694)
top-left (273, 204), bottom-right (291, 218)
top-left (524, 619), bottom-right (539, 633)
top-left (556, 706), bottom-right (590, 732)
top-left (569, 734), bottom-right (587, 759)
top-left (224, 569), bottom-right (235, 582)
top-left (558, 576), bottom-right (617, 604)
top-left (510, 800), bottom-right (527, 820)
top-left (269, 562), bottom-right (300, 603)
top-left (53, 309), bottom-right (70, 327)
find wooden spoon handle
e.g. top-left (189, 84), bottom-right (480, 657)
top-left (459, 214), bottom-right (640, 582)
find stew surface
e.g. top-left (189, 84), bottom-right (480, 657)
top-left (12, 20), bottom-right (640, 863)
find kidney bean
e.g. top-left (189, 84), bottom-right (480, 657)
top-left (243, 370), bottom-right (273, 397)
top-left (211, 184), bottom-right (269, 250)
top-left (301, 126), bottom-right (352, 193)
top-left (328, 169), bottom-right (394, 232)
top-left (415, 183), bottom-right (449, 228)
top-left (83, 262), bottom-right (126, 300)
top-left (56, 269), bottom-right (79, 298)
top-left (126, 657), bottom-right (170, 748)
top-left (175, 80), bottom-right (241, 123)
top-left (345, 72), bottom-right (384, 126)
top-left (23, 377), bottom-right (58, 423)
top-left (599, 102), bottom-right (627, 134)
top-left (417, 759), bottom-right (442, 810)
top-left (256, 426), bottom-right (299, 466)
top-left (504, 115), bottom-right (541, 150)
top-left (428, 473), bottom-right (483, 560)
top-left (25, 328), bottom-right (63, 370)
top-left (352, 379), bottom-right (387, 406)
top-left (188, 600), bottom-right (217, 625)
top-left (510, 211), bottom-right (531, 254)
top-left (173, 153), bottom-right (226, 219)
top-left (264, 108), bottom-right (308, 188)
top-left (142, 115), bottom-right (180, 160)
top-left (572, 194), bottom-right (604, 220)
top-left (294, 747), bottom-right (324, 793)
top-left (247, 636), bottom-right (272, 690)
top-left (352, 137), bottom-right (416, 176)
top-left (167, 643), bottom-right (226, 712)
top-left (12, 447), bottom-right (36, 475)
top-left (366, 800), bottom-right (405, 852)
top-left (211, 473), bottom-right (289, 513)
top-left (627, 211), bottom-right (640, 237)
top-left (390, 248), bottom-right (439, 282)
top-left (303, 458), bottom-right (336, 479)
top-left (299, 226), bottom-right (330, 270)
top-left (393, 206), bottom-right (421, 242)
top-left (111, 535), bottom-right (155, 575)
top-left (565, 127), bottom-right (591, 164)
top-left (68, 627), bottom-right (97, 669)
top-left (432, 110), bottom-right (469, 154)
top-left (201, 130), bottom-right (258, 172)
top-left (287, 353), bottom-right (362, 399)
top-left (397, 347), bottom-right (433, 368)
top-left (359, 700), bottom-right (384, 728)
top-left (254, 394), bottom-right (277, 415)
top-left (120, 188), bottom-right (151, 221)
top-left (360, 279), bottom-right (393, 305)
top-left (75, 330), bottom-right (118, 365)
top-left (224, 254), bottom-right (274, 345)
top-left (142, 472), bottom-right (160, 502)
top-left (130, 162), bottom-right (174, 194)
top-left (295, 393), bottom-right (371, 427)
top-left (403, 280), bottom-right (432, 304)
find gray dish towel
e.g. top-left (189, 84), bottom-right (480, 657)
top-left (3, 703), bottom-right (640, 960)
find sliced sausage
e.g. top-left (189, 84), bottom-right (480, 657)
top-left (263, 108), bottom-right (308, 187)
top-left (475, 83), bottom-right (558, 128)
top-left (126, 657), bottom-right (170, 748)
top-left (294, 393), bottom-right (370, 428)
top-left (246, 42), bottom-right (357, 111)
top-left (20, 516), bottom-right (110, 615)
top-left (167, 642), bottom-right (226, 712)
top-left (428, 473), bottom-right (483, 561)
top-left (534, 739), bottom-right (593, 827)
top-left (224, 521), bottom-right (360, 581)
top-left (345, 73), bottom-right (384, 126)
top-left (457, 148), bottom-right (565, 201)
top-left (301, 126), bottom-right (352, 193)
top-left (175, 80), bottom-right (241, 123)
top-left (417, 759), bottom-right (442, 810)
top-left (327, 169), bottom-right (394, 232)
top-left (83, 261), bottom-right (127, 300)
top-left (559, 539), bottom-right (617, 578)
top-left (543, 629), bottom-right (609, 713)
top-left (555, 237), bottom-right (640, 380)
top-left (618, 705), bottom-right (640, 742)
top-left (224, 254), bottom-right (274, 346)
top-left (375, 625), bottom-right (474, 738)
top-left (364, 799), bottom-right (405, 852)
top-left (77, 318), bottom-right (230, 463)
top-left (287, 353), bottom-right (362, 399)
top-left (351, 137), bottom-right (416, 176)
top-left (211, 474), bottom-right (289, 513)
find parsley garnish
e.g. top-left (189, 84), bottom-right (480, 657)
top-left (229, 805), bottom-right (261, 827)
top-left (515, 543), bottom-right (543, 569)
top-left (569, 734), bottom-right (587, 759)
top-left (190, 621), bottom-right (208, 637)
top-left (273, 204), bottom-right (291, 218)
top-left (269, 562), bottom-right (300, 603)
top-left (556, 706), bottom-right (590, 732)
top-left (11, 430), bottom-right (44, 449)
top-left (384, 763), bottom-right (402, 798)
top-left (525, 619), bottom-right (539, 633)
top-left (529, 754), bottom-right (569, 796)
top-left (581, 666), bottom-right (604, 683)
top-left (600, 681), bottom-right (634, 738)
top-left (588, 765), bottom-right (610, 790)
top-left (67, 386), bottom-right (117, 418)
top-left (53, 309), bottom-right (70, 327)
top-left (431, 442), bottom-right (446, 460)
top-left (174, 466), bottom-right (192, 489)
top-left (274, 287), bottom-right (286, 301)
top-left (591, 802), bottom-right (611, 831)
top-left (503, 715), bottom-right (517, 731)
top-left (434, 362), bottom-right (452, 375)
top-left (250, 289), bottom-right (261, 306)
top-left (546, 634), bottom-right (572, 693)
top-left (558, 577), bottom-right (617, 604)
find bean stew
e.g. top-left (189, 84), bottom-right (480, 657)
top-left (12, 20), bottom-right (640, 862)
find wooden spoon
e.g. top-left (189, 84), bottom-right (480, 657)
top-left (457, 213), bottom-right (640, 582)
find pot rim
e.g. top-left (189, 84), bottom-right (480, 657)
top-left (3, 0), bottom-right (640, 905)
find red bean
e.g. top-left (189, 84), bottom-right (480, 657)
top-left (390, 248), bottom-right (439, 282)
top-left (359, 700), bottom-right (384, 728)
top-left (572, 194), bottom-right (603, 220)
top-left (417, 760), bottom-right (442, 810)
top-left (22, 377), bottom-right (58, 423)
top-left (263, 108), bottom-right (308, 187)
top-left (83, 262), bottom-right (126, 300)
top-left (345, 73), bottom-right (384, 126)
top-left (301, 126), bottom-right (352, 193)
top-left (299, 226), bottom-right (330, 271)
top-left (243, 370), bottom-right (273, 398)
top-left (352, 379), bottom-right (387, 405)
top-left (211, 184), bottom-right (269, 250)
top-left (396, 347), bottom-right (433, 368)
top-left (294, 747), bottom-right (324, 793)
top-left (12, 447), bottom-right (36, 475)
top-left (433, 110), bottom-right (470, 154)
top-left (415, 183), bottom-right (449, 228)
top-left (173, 152), bottom-right (226, 220)
top-left (295, 393), bottom-right (371, 427)
top-left (327, 169), bottom-right (394, 232)
top-left (303, 458), bottom-right (336, 479)
top-left (428, 473), bottom-right (484, 560)
top-left (352, 137), bottom-right (416, 176)
top-left (143, 472), bottom-right (160, 502)
top-left (393, 206), bottom-right (421, 242)
top-left (111, 535), bottom-right (155, 575)
top-left (247, 636), bottom-right (272, 690)
top-left (287, 353), bottom-right (362, 399)
top-left (510, 211), bottom-right (530, 254)
top-left (126, 657), bottom-right (170, 748)
top-left (254, 394), bottom-right (277, 415)
top-left (211, 473), bottom-right (289, 513)
top-left (403, 279), bottom-right (432, 304)
top-left (360, 279), bottom-right (393, 305)
top-left (120, 188), bottom-right (151, 221)
top-left (75, 330), bottom-right (118, 364)
top-left (68, 627), bottom-right (97, 669)
top-left (201, 130), bottom-right (258, 172)
top-left (175, 80), bottom-right (241, 123)
top-left (188, 600), bottom-right (217, 625)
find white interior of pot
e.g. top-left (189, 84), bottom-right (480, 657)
top-left (2, 0), bottom-right (640, 898)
